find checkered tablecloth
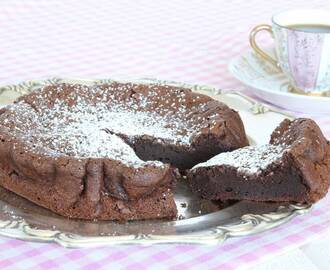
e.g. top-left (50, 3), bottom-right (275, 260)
top-left (1, 0), bottom-right (330, 269)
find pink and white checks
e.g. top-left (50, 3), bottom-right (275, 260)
top-left (0, 0), bottom-right (330, 269)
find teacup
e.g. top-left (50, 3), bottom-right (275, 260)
top-left (249, 9), bottom-right (330, 96)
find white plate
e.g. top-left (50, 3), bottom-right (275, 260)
top-left (228, 48), bottom-right (330, 114)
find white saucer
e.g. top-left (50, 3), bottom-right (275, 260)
top-left (228, 48), bottom-right (330, 114)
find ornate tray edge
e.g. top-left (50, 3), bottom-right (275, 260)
top-left (0, 77), bottom-right (311, 247)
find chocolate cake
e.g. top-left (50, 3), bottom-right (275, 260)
top-left (188, 118), bottom-right (330, 204)
top-left (0, 82), bottom-right (248, 220)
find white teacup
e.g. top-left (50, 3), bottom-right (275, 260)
top-left (249, 9), bottom-right (330, 96)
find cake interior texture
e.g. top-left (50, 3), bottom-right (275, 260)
top-left (189, 118), bottom-right (330, 204)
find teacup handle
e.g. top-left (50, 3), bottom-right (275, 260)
top-left (249, 24), bottom-right (280, 69)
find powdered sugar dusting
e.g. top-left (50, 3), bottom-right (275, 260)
top-left (47, 101), bottom-right (193, 145)
top-left (0, 83), bottom-right (218, 167)
top-left (192, 144), bottom-right (288, 174)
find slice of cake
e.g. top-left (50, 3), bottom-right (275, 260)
top-left (188, 118), bottom-right (330, 203)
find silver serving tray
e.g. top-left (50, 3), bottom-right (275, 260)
top-left (0, 77), bottom-right (311, 248)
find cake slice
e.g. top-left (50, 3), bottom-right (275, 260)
top-left (188, 118), bottom-right (330, 203)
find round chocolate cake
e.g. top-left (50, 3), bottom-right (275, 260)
top-left (0, 82), bottom-right (248, 220)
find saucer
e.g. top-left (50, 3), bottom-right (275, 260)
top-left (228, 48), bottom-right (330, 114)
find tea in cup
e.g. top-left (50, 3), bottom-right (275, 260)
top-left (250, 9), bottom-right (330, 96)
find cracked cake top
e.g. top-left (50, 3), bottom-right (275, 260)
top-left (0, 82), bottom-right (240, 168)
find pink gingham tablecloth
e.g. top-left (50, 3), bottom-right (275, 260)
top-left (1, 1), bottom-right (330, 269)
